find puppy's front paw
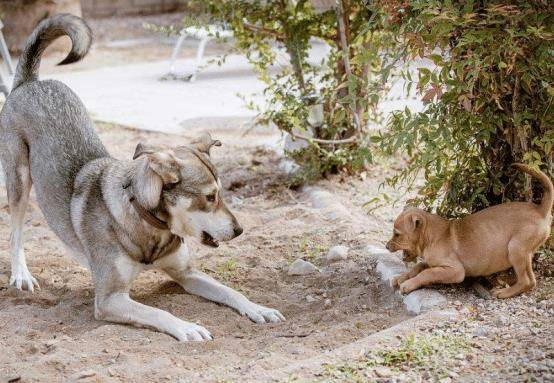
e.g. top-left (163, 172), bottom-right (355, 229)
top-left (391, 275), bottom-right (404, 289)
top-left (9, 265), bottom-right (39, 292)
top-left (242, 304), bottom-right (286, 324)
top-left (399, 280), bottom-right (417, 294)
top-left (174, 323), bottom-right (213, 342)
top-left (491, 287), bottom-right (516, 299)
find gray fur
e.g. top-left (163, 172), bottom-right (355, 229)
top-left (1, 15), bottom-right (284, 341)
top-left (12, 14), bottom-right (92, 91)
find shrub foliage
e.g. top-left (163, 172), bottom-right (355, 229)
top-left (191, 1), bottom-right (553, 225)
top-left (373, 0), bottom-right (553, 216)
top-left (192, 0), bottom-right (395, 179)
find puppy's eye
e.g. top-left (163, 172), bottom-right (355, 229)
top-left (206, 193), bottom-right (216, 202)
top-left (394, 233), bottom-right (400, 238)
top-left (163, 181), bottom-right (180, 191)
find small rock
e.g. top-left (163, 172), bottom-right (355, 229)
top-left (538, 299), bottom-right (554, 310)
top-left (306, 295), bottom-right (316, 303)
top-left (77, 370), bottom-right (96, 379)
top-left (473, 326), bottom-right (488, 337)
top-left (439, 378), bottom-right (452, 383)
top-left (28, 344), bottom-right (39, 354)
top-left (324, 299), bottom-right (332, 308)
top-left (374, 367), bottom-right (392, 378)
top-left (288, 259), bottom-right (319, 276)
top-left (325, 245), bottom-right (349, 263)
top-left (494, 314), bottom-right (509, 327)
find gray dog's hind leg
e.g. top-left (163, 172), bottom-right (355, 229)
top-left (0, 137), bottom-right (39, 291)
top-left (92, 255), bottom-right (212, 342)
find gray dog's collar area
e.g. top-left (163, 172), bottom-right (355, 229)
top-left (129, 196), bottom-right (169, 230)
top-left (122, 182), bottom-right (170, 231)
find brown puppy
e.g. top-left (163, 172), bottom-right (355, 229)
top-left (386, 164), bottom-right (553, 298)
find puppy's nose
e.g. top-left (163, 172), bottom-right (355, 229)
top-left (233, 225), bottom-right (243, 238)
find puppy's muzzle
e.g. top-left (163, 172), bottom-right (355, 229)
top-left (386, 240), bottom-right (396, 252)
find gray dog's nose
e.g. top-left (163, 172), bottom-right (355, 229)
top-left (233, 226), bottom-right (243, 237)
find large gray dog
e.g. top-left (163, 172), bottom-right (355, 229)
top-left (1, 14), bottom-right (284, 341)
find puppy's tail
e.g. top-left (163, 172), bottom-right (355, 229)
top-left (513, 163), bottom-right (554, 218)
top-left (12, 14), bottom-right (92, 91)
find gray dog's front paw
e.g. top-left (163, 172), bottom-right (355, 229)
top-left (174, 322), bottom-right (213, 342)
top-left (242, 304), bottom-right (286, 324)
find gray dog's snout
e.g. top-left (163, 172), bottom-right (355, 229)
top-left (233, 225), bottom-right (243, 238)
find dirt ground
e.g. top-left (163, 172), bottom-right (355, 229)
top-left (0, 123), bottom-right (411, 382)
top-left (1, 12), bottom-right (553, 383)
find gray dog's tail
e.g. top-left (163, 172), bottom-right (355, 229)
top-left (513, 163), bottom-right (554, 218)
top-left (12, 14), bottom-right (92, 91)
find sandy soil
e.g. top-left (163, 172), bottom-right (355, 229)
top-left (1, 12), bottom-right (552, 383)
top-left (0, 123), bottom-right (410, 382)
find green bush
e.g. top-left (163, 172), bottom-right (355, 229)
top-left (372, 0), bottom-right (553, 217)
top-left (190, 0), bottom-right (395, 180)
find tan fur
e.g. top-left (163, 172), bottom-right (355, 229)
top-left (386, 164), bottom-right (553, 299)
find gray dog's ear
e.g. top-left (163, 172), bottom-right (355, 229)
top-left (132, 148), bottom-right (181, 209)
top-left (145, 152), bottom-right (180, 185)
top-left (190, 133), bottom-right (221, 156)
top-left (133, 143), bottom-right (180, 184)
top-left (133, 143), bottom-right (156, 160)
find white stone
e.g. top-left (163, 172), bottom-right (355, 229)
top-left (326, 245), bottom-right (349, 263)
top-left (306, 295), bottom-right (316, 303)
top-left (403, 289), bottom-right (447, 314)
top-left (288, 259), bottom-right (319, 276)
top-left (374, 366), bottom-right (392, 378)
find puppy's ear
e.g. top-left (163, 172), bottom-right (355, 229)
top-left (410, 213), bottom-right (424, 232)
top-left (190, 133), bottom-right (221, 156)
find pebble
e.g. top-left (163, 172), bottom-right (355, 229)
top-left (324, 299), bottom-right (332, 308)
top-left (473, 326), bottom-right (488, 337)
top-left (494, 314), bottom-right (509, 326)
top-left (325, 245), bottom-right (349, 263)
top-left (374, 366), bottom-right (392, 377)
top-left (306, 295), bottom-right (316, 303)
top-left (77, 370), bottom-right (96, 379)
top-left (288, 259), bottom-right (319, 275)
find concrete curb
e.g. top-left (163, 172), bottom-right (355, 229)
top-left (244, 308), bottom-right (459, 382)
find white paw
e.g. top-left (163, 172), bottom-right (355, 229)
top-left (174, 323), bottom-right (213, 342)
top-left (242, 304), bottom-right (286, 324)
top-left (9, 263), bottom-right (39, 292)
